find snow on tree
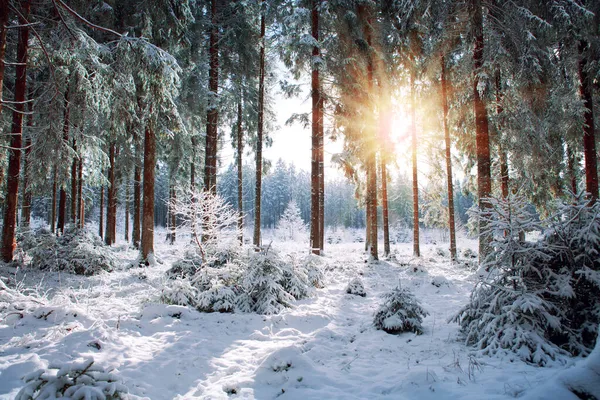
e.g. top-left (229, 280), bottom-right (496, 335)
top-left (16, 358), bottom-right (129, 400)
top-left (452, 195), bottom-right (600, 366)
top-left (277, 201), bottom-right (307, 241)
top-left (374, 284), bottom-right (428, 334)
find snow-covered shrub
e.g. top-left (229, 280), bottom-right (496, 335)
top-left (238, 251), bottom-right (309, 315)
top-left (166, 250), bottom-right (203, 279)
top-left (16, 358), bottom-right (129, 400)
top-left (346, 277), bottom-right (366, 297)
top-left (374, 284), bottom-right (429, 334)
top-left (300, 254), bottom-right (325, 289)
top-left (160, 278), bottom-right (198, 306)
top-left (452, 195), bottom-right (600, 365)
top-left (28, 225), bottom-right (117, 275)
top-left (276, 201), bottom-right (307, 241)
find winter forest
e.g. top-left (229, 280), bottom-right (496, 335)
top-left (0, 0), bottom-right (599, 399)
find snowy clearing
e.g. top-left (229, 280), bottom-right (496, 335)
top-left (0, 233), bottom-right (597, 399)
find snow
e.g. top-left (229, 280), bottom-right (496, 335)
top-left (0, 229), bottom-right (593, 399)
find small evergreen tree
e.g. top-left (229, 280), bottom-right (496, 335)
top-left (374, 284), bottom-right (429, 334)
top-left (277, 201), bottom-right (307, 241)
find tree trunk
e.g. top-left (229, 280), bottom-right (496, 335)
top-left (236, 99), bottom-right (244, 243)
top-left (78, 157), bottom-right (83, 227)
top-left (204, 0), bottom-right (219, 193)
top-left (57, 88), bottom-right (70, 236)
top-left (473, 0), bottom-right (492, 261)
top-left (367, 156), bottom-right (378, 260)
top-left (99, 185), bottom-right (104, 239)
top-left (319, 126), bottom-right (324, 252)
top-left (0, 0), bottom-right (9, 116)
top-left (253, 0), bottom-right (266, 249)
top-left (167, 184), bottom-right (176, 244)
top-left (133, 161), bottom-right (141, 248)
top-left (51, 166), bottom-right (57, 233)
top-left (567, 144), bottom-right (578, 196)
top-left (310, 0), bottom-right (322, 255)
top-left (124, 182), bottom-right (129, 241)
top-left (411, 69), bottom-right (420, 257)
top-left (71, 138), bottom-right (78, 223)
top-left (105, 142), bottom-right (117, 245)
top-left (380, 157), bottom-right (390, 257)
top-left (21, 100), bottom-right (34, 227)
top-left (1, 0), bottom-right (30, 262)
top-left (578, 41), bottom-right (598, 204)
top-left (441, 56), bottom-right (457, 262)
top-left (495, 71), bottom-right (509, 199)
top-left (141, 123), bottom-right (156, 263)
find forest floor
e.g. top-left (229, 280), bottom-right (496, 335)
top-left (0, 229), bottom-right (591, 399)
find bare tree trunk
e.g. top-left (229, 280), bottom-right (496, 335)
top-left (441, 56), bottom-right (457, 262)
top-left (410, 69), bottom-right (420, 257)
top-left (132, 161), bottom-right (141, 247)
top-left (236, 99), bottom-right (244, 243)
top-left (319, 128), bottom-right (324, 252)
top-left (99, 186), bottom-right (104, 239)
top-left (310, 0), bottom-right (322, 255)
top-left (495, 71), bottom-right (509, 199)
top-left (1, 0), bottom-right (30, 261)
top-left (21, 100), bottom-right (34, 227)
top-left (71, 139), bottom-right (78, 223)
top-left (124, 182), bottom-right (129, 241)
top-left (365, 195), bottom-right (371, 252)
top-left (105, 142), bottom-right (117, 245)
top-left (57, 88), bottom-right (70, 236)
top-left (51, 166), bottom-right (57, 233)
top-left (141, 123), bottom-right (156, 263)
top-left (578, 41), bottom-right (598, 204)
top-left (204, 0), bottom-right (219, 193)
top-left (253, 0), bottom-right (266, 249)
top-left (473, 0), bottom-right (492, 261)
top-left (367, 156), bottom-right (378, 260)
top-left (381, 157), bottom-right (390, 257)
top-left (0, 0), bottom-right (9, 116)
top-left (77, 158), bottom-right (83, 227)
top-left (167, 184), bottom-right (176, 244)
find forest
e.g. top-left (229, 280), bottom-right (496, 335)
top-left (0, 0), bottom-right (599, 399)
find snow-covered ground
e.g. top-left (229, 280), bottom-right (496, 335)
top-left (0, 231), bottom-right (596, 399)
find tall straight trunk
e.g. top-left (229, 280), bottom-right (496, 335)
top-left (253, 0), bottom-right (266, 249)
top-left (310, 0), bottom-right (322, 255)
top-left (473, 0), bottom-right (492, 261)
top-left (21, 100), bottom-right (34, 227)
top-left (1, 0), bottom-right (30, 261)
top-left (57, 89), bottom-right (70, 235)
top-left (319, 130), bottom-right (324, 251)
top-left (124, 182), bottom-right (129, 242)
top-left (99, 186), bottom-right (104, 238)
top-left (105, 142), bottom-right (117, 245)
top-left (366, 157), bottom-right (378, 259)
top-left (410, 70), bottom-right (420, 257)
top-left (70, 138), bottom-right (78, 223)
top-left (578, 41), bottom-right (598, 204)
top-left (380, 157), bottom-right (390, 257)
top-left (495, 71), bottom-right (509, 199)
top-left (78, 157), bottom-right (83, 227)
top-left (441, 56), bottom-right (457, 262)
top-left (567, 144), bottom-right (578, 196)
top-left (141, 123), bottom-right (156, 263)
top-left (133, 161), bottom-right (141, 247)
top-left (51, 166), bottom-right (57, 233)
top-left (204, 0), bottom-right (219, 193)
top-left (365, 194), bottom-right (371, 252)
top-left (0, 0), bottom-right (9, 116)
top-left (236, 100), bottom-right (244, 243)
top-left (170, 186), bottom-right (176, 244)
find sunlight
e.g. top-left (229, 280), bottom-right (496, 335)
top-left (390, 109), bottom-right (411, 144)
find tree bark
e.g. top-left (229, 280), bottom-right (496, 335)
top-left (473, 0), bottom-right (492, 261)
top-left (204, 0), bottom-right (219, 193)
top-left (578, 41), bottom-right (598, 204)
top-left (411, 69), bottom-right (420, 257)
top-left (380, 157), bottom-right (390, 257)
top-left (441, 56), bottom-right (457, 262)
top-left (0, 0), bottom-right (9, 116)
top-left (1, 0), bottom-right (30, 262)
top-left (51, 166), bottom-right (57, 233)
top-left (57, 88), bottom-right (70, 236)
top-left (310, 0), bottom-right (322, 255)
top-left (99, 185), bottom-right (104, 239)
top-left (133, 161), bottom-right (141, 247)
top-left (71, 138), bottom-right (78, 223)
top-left (78, 157), bottom-right (83, 227)
top-left (124, 181), bottom-right (129, 241)
top-left (141, 123), bottom-right (156, 263)
top-left (567, 144), bottom-right (578, 196)
top-left (105, 142), bottom-right (117, 245)
top-left (237, 99), bottom-right (244, 243)
top-left (21, 99), bottom-right (34, 227)
top-left (495, 71), bottom-right (509, 199)
top-left (253, 0), bottom-right (266, 249)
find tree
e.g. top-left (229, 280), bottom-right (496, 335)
top-left (441, 56), bottom-right (457, 261)
top-left (277, 201), bottom-right (307, 241)
top-left (310, 0), bottom-right (323, 255)
top-left (204, 0), bottom-right (219, 194)
top-left (253, 0), bottom-right (266, 249)
top-left (1, 0), bottom-right (31, 262)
